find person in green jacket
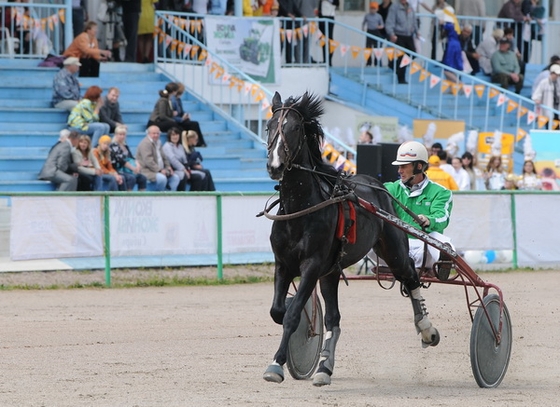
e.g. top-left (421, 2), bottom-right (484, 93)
top-left (384, 141), bottom-right (454, 272)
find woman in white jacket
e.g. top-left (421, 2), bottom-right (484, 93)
top-left (532, 64), bottom-right (560, 128)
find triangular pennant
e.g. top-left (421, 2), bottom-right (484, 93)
top-left (537, 115), bottom-right (549, 128)
top-left (516, 128), bottom-right (527, 142)
top-left (350, 45), bottom-right (361, 59)
top-left (170, 39), bottom-right (178, 52)
top-left (396, 50), bottom-right (405, 57)
top-left (183, 44), bottom-right (192, 57)
top-left (262, 98), bottom-right (271, 112)
top-left (309, 22), bottom-right (317, 34)
top-left (450, 83), bottom-right (461, 96)
top-left (462, 84), bottom-right (473, 98)
top-left (373, 48), bottom-right (384, 60)
top-left (385, 48), bottom-right (395, 61)
top-left (363, 48), bottom-right (372, 62)
top-left (419, 69), bottom-right (429, 82)
top-left (429, 74), bottom-right (441, 89)
top-left (335, 155), bottom-right (347, 169)
top-left (295, 28), bottom-right (303, 41)
top-left (440, 80), bottom-right (451, 93)
top-left (506, 100), bottom-right (518, 113)
top-left (286, 29), bottom-right (293, 43)
top-left (221, 73), bottom-right (231, 84)
top-left (255, 90), bottom-right (266, 103)
top-left (329, 39), bottom-right (339, 54)
top-left (198, 49), bottom-right (207, 61)
top-left (527, 110), bottom-right (536, 125)
top-left (48, 16), bottom-right (54, 31)
top-left (410, 61), bottom-right (422, 74)
top-left (399, 54), bottom-right (411, 68)
top-left (518, 106), bottom-right (528, 118)
top-left (58, 9), bottom-right (65, 24)
top-left (339, 44), bottom-right (349, 57)
top-left (302, 24), bottom-right (309, 37)
top-left (553, 119), bottom-right (560, 130)
top-left (164, 35), bottom-right (172, 49)
top-left (496, 93), bottom-right (507, 107)
top-left (474, 84), bottom-right (485, 98)
top-left (488, 87), bottom-right (500, 98)
top-left (190, 45), bottom-right (200, 58)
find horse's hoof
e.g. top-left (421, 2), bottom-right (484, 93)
top-left (263, 364), bottom-right (284, 383)
top-left (421, 328), bottom-right (440, 348)
top-left (312, 372), bottom-right (331, 387)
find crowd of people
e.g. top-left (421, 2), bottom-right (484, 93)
top-left (41, 75), bottom-right (215, 192)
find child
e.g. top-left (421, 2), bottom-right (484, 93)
top-left (362, 2), bottom-right (384, 66)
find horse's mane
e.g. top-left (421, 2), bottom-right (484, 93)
top-left (284, 92), bottom-right (339, 177)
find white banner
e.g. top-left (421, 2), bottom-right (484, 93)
top-left (110, 196), bottom-right (216, 256)
top-left (10, 196), bottom-right (103, 260)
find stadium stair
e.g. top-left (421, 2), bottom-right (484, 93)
top-left (0, 59), bottom-right (277, 192)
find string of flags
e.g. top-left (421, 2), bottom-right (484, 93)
top-left (10, 7), bottom-right (65, 32)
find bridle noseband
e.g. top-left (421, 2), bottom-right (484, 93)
top-left (267, 105), bottom-right (307, 173)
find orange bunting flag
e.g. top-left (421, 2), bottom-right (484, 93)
top-left (450, 83), bottom-right (461, 96)
top-left (488, 87), bottom-right (500, 98)
top-left (363, 48), bottom-right (372, 63)
top-left (198, 49), bottom-right (207, 61)
top-left (190, 45), bottom-right (200, 58)
top-left (518, 106), bottom-right (528, 118)
top-left (474, 84), bottom-right (485, 98)
top-left (209, 62), bottom-right (219, 75)
top-left (410, 61), bottom-right (422, 74)
top-left (158, 32), bottom-right (165, 44)
top-left (350, 45), bottom-right (361, 59)
top-left (537, 115), bottom-right (549, 128)
top-left (214, 66), bottom-right (224, 80)
top-left (496, 93), bottom-right (506, 107)
top-left (251, 84), bottom-right (260, 97)
top-left (396, 50), bottom-right (405, 57)
top-left (419, 69), bottom-right (429, 82)
top-left (553, 119), bottom-right (560, 130)
top-left (462, 84), bottom-right (473, 98)
top-left (170, 39), bottom-right (178, 52)
top-left (255, 90), bottom-right (266, 103)
top-left (527, 110), bottom-right (536, 125)
top-left (429, 74), bottom-right (441, 89)
top-left (516, 128), bottom-right (527, 142)
top-left (58, 9), bottom-right (65, 24)
top-left (265, 109), bottom-right (273, 120)
top-left (506, 100), bottom-right (518, 113)
top-left (385, 48), bottom-right (395, 61)
top-left (318, 37), bottom-right (325, 47)
top-left (399, 54), bottom-right (411, 68)
top-left (309, 22), bottom-right (317, 34)
top-left (296, 28), bottom-right (303, 40)
top-left (329, 39), bottom-right (339, 54)
top-left (441, 80), bottom-right (451, 93)
top-left (177, 42), bottom-right (185, 55)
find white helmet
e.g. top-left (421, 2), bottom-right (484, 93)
top-left (392, 141), bottom-right (429, 165)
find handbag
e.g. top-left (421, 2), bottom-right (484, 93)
top-left (123, 157), bottom-right (137, 174)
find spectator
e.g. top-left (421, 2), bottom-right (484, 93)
top-left (455, 0), bottom-right (485, 47)
top-left (532, 55), bottom-right (560, 95)
top-left (52, 57), bottom-right (81, 111)
top-left (385, 0), bottom-right (418, 84)
top-left (72, 134), bottom-right (102, 191)
top-left (498, 0), bottom-right (528, 63)
top-left (484, 155), bottom-right (506, 190)
top-left (99, 87), bottom-right (124, 133)
top-left (209, 0), bottom-right (228, 14)
top-left (318, 0), bottom-right (337, 66)
top-left (503, 27), bottom-right (525, 75)
top-left (449, 156), bottom-right (470, 191)
top-left (476, 28), bottom-right (503, 75)
top-left (431, 0), bottom-right (451, 61)
top-left (458, 24), bottom-right (479, 75)
top-left (68, 85), bottom-right (111, 147)
top-left (278, 0), bottom-right (302, 64)
top-left (358, 130), bottom-right (373, 144)
top-left (38, 130), bottom-right (80, 191)
top-left (295, 0), bottom-right (317, 64)
top-left (138, 0), bottom-right (157, 63)
top-left (63, 21), bottom-right (112, 77)
top-left (517, 159), bottom-right (542, 190)
top-left (438, 8), bottom-right (462, 83)
top-left (121, 0), bottom-right (141, 62)
top-left (362, 2), bottom-right (384, 67)
top-left (92, 135), bottom-right (123, 191)
top-left (491, 38), bottom-right (524, 94)
top-left (461, 151), bottom-right (484, 190)
top-left (171, 82), bottom-right (208, 147)
top-left (425, 155), bottom-right (458, 190)
top-left (531, 64), bottom-right (560, 128)
top-left (502, 173), bottom-right (519, 190)
top-left (437, 149), bottom-right (453, 174)
top-left (430, 142), bottom-right (443, 156)
top-left (110, 126), bottom-right (147, 191)
top-left (378, 0), bottom-right (392, 40)
top-left (72, 0), bottom-right (88, 39)
top-left (183, 130), bottom-right (216, 191)
top-left (136, 125), bottom-right (180, 191)
top-left (162, 127), bottom-right (192, 191)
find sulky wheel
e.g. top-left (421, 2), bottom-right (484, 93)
top-left (470, 294), bottom-right (512, 388)
top-left (286, 295), bottom-right (324, 380)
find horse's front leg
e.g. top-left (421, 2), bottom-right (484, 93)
top-left (313, 270), bottom-right (341, 387)
top-left (269, 261), bottom-right (293, 325)
top-left (263, 274), bottom-right (316, 384)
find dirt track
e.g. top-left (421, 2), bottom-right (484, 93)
top-left (1, 270), bottom-right (559, 407)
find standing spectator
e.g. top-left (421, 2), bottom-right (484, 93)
top-left (358, 130), bottom-right (373, 144)
top-left (63, 21), bottom-right (112, 77)
top-left (278, 0), bottom-right (302, 64)
top-left (531, 55), bottom-right (560, 95)
top-left (498, 0), bottom-right (528, 63)
top-left (52, 57), bottom-right (81, 111)
top-left (183, 130), bottom-right (216, 191)
top-left (72, 0), bottom-right (88, 39)
top-left (461, 151), bottom-right (484, 190)
top-left (455, 0), bottom-right (485, 47)
top-left (378, 0), bottom-right (392, 40)
top-left (491, 38), bottom-right (524, 94)
top-left (318, 0), bottom-right (337, 66)
top-left (72, 134), bottom-right (102, 191)
top-left (431, 0), bottom-right (450, 61)
top-left (484, 155), bottom-right (506, 190)
top-left (93, 135), bottom-right (123, 191)
top-left (136, 125), bottom-right (180, 191)
top-left (295, 0), bottom-right (317, 64)
top-left (137, 0), bottom-right (157, 63)
top-left (439, 9), bottom-right (462, 83)
top-left (38, 131), bottom-right (80, 191)
top-left (385, 0), bottom-right (418, 85)
top-left (110, 125), bottom-right (147, 191)
top-left (449, 156), bottom-right (470, 190)
top-left (171, 83), bottom-right (208, 147)
top-left (362, 2), bottom-right (384, 67)
top-left (531, 64), bottom-right (560, 129)
top-left (121, 0), bottom-right (141, 62)
top-left (476, 28), bottom-right (503, 76)
top-left (209, 0), bottom-right (228, 14)
top-left (68, 86), bottom-right (111, 147)
top-left (425, 155), bottom-right (458, 190)
top-left (517, 160), bottom-right (542, 190)
top-left (99, 87), bottom-right (124, 133)
top-left (458, 24), bottom-right (479, 75)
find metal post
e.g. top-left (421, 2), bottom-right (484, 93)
top-left (64, 0), bottom-right (73, 50)
top-left (510, 193), bottom-right (518, 270)
top-left (216, 194), bottom-right (223, 280)
top-left (103, 195), bottom-right (111, 286)
top-left (542, 0), bottom-right (549, 65)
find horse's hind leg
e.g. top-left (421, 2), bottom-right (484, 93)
top-left (313, 271), bottom-right (341, 387)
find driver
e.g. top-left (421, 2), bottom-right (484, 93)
top-left (384, 141), bottom-right (454, 272)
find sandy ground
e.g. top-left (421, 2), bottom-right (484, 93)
top-left (0, 269), bottom-right (559, 407)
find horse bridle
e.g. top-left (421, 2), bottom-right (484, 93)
top-left (267, 106), bottom-right (307, 173)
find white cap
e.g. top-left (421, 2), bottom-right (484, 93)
top-left (549, 64), bottom-right (560, 75)
top-left (392, 141), bottom-right (429, 165)
top-left (63, 57), bottom-right (81, 66)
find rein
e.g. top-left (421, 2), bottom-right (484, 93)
top-left (257, 193), bottom-right (354, 221)
top-left (268, 106), bottom-right (306, 172)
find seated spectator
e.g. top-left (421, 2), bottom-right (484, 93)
top-left (72, 134), bottom-right (103, 191)
top-left (99, 87), bottom-right (124, 133)
top-left (52, 57), bottom-right (81, 111)
top-left (531, 64), bottom-right (560, 128)
top-left (449, 156), bottom-right (470, 191)
top-left (458, 24), bottom-right (479, 75)
top-left (484, 155), bottom-right (506, 190)
top-left (68, 85), bottom-right (111, 147)
top-left (503, 27), bottom-right (525, 75)
top-left (38, 130), bottom-right (80, 191)
top-left (92, 135), bottom-right (123, 191)
top-left (136, 125), bottom-right (180, 191)
top-left (491, 38), bottom-right (524, 94)
top-left (183, 130), bottom-right (216, 191)
top-left (476, 28), bottom-right (503, 75)
top-left (425, 155), bottom-right (458, 190)
top-left (63, 21), bottom-right (112, 77)
top-left (171, 82), bottom-right (207, 147)
top-left (162, 127), bottom-right (192, 191)
top-left (110, 125), bottom-right (147, 191)
top-left (147, 83), bottom-right (182, 133)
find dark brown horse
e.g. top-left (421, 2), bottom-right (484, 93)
top-left (262, 92), bottom-right (439, 386)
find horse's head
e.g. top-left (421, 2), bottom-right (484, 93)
top-left (266, 92), bottom-right (324, 181)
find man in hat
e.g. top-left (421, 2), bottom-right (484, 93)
top-left (491, 37), bottom-right (524, 94)
top-left (52, 57), bottom-right (81, 111)
top-left (425, 155), bottom-right (459, 191)
top-left (532, 64), bottom-right (560, 128)
top-left (476, 28), bottom-right (503, 75)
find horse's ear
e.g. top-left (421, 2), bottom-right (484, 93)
top-left (272, 92), bottom-right (282, 109)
